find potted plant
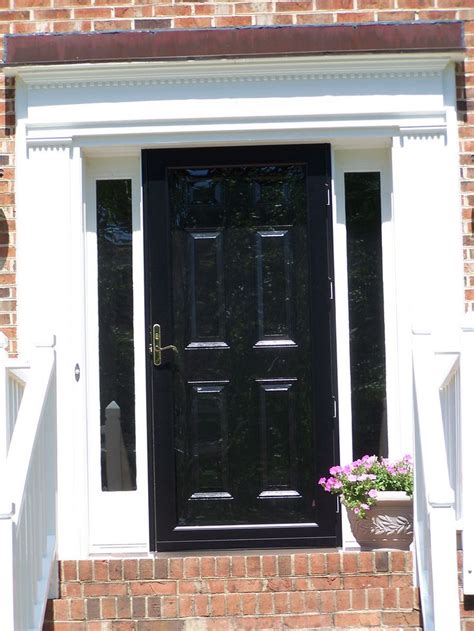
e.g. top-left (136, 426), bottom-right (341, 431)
top-left (319, 454), bottom-right (414, 550)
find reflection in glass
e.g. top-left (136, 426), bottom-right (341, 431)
top-left (256, 231), bottom-right (294, 341)
top-left (345, 172), bottom-right (388, 459)
top-left (190, 384), bottom-right (229, 494)
top-left (258, 380), bottom-right (297, 491)
top-left (97, 179), bottom-right (136, 491)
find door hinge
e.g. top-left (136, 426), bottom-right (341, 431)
top-left (329, 278), bottom-right (334, 301)
top-left (327, 187), bottom-right (331, 206)
top-left (332, 396), bottom-right (337, 419)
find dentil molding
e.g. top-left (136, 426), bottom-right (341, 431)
top-left (9, 54), bottom-right (452, 91)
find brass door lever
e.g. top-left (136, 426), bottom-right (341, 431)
top-left (150, 324), bottom-right (178, 366)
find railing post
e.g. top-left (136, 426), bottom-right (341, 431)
top-left (412, 327), bottom-right (460, 631)
top-left (0, 332), bottom-right (9, 462)
top-left (461, 312), bottom-right (474, 594)
top-left (0, 505), bottom-right (16, 630)
top-left (0, 332), bottom-right (17, 629)
top-left (429, 503), bottom-right (462, 630)
top-left (0, 331), bottom-right (16, 630)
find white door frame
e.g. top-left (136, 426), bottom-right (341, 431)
top-left (10, 53), bottom-right (463, 556)
top-left (84, 155), bottom-right (149, 556)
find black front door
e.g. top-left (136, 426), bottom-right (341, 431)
top-left (143, 145), bottom-right (339, 550)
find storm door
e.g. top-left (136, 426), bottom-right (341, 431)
top-left (143, 145), bottom-right (339, 550)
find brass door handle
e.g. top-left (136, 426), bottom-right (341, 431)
top-left (150, 324), bottom-right (178, 366)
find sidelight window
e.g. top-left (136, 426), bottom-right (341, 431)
top-left (345, 172), bottom-right (388, 460)
top-left (96, 179), bottom-right (137, 491)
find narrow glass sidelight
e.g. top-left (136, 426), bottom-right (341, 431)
top-left (96, 179), bottom-right (137, 491)
top-left (345, 172), bottom-right (388, 460)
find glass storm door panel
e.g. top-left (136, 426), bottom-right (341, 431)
top-left (143, 145), bottom-right (339, 550)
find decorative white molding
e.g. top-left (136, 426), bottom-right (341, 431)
top-left (27, 143), bottom-right (72, 154)
top-left (27, 69), bottom-right (444, 91)
top-left (16, 53), bottom-right (452, 153)
top-left (8, 54), bottom-right (453, 90)
top-left (399, 127), bottom-right (447, 145)
top-left (24, 117), bottom-right (448, 151)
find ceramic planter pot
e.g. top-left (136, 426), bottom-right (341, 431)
top-left (346, 491), bottom-right (414, 550)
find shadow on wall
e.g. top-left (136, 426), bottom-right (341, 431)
top-left (4, 77), bottom-right (16, 138)
top-left (456, 61), bottom-right (468, 124)
top-left (0, 207), bottom-right (9, 270)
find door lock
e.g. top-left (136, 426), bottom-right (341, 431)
top-left (150, 324), bottom-right (178, 367)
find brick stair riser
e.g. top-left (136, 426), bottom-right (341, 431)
top-left (43, 551), bottom-right (422, 629)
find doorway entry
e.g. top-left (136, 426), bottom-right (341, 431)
top-left (143, 145), bottom-right (340, 550)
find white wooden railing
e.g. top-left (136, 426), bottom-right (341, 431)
top-left (0, 334), bottom-right (58, 631)
top-left (439, 352), bottom-right (462, 522)
top-left (412, 328), bottom-right (460, 631)
top-left (0, 347), bottom-right (30, 459)
top-left (461, 314), bottom-right (474, 594)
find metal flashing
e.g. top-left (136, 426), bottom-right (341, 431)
top-left (3, 21), bottom-right (465, 67)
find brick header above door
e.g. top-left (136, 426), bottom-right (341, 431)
top-left (2, 21), bottom-right (465, 67)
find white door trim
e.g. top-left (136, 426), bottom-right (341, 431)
top-left (12, 53), bottom-right (463, 556)
top-left (84, 155), bottom-right (149, 556)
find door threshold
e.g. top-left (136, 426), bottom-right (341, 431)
top-left (152, 547), bottom-right (343, 558)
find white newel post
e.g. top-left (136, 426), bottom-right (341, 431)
top-left (412, 328), bottom-right (460, 631)
top-left (462, 312), bottom-right (474, 594)
top-left (0, 331), bottom-right (8, 461)
top-left (0, 334), bottom-right (15, 630)
top-left (0, 502), bottom-right (15, 630)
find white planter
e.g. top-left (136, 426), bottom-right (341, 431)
top-left (346, 491), bottom-right (413, 551)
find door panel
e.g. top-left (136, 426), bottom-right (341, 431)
top-left (143, 145), bottom-right (339, 550)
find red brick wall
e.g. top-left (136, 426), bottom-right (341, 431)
top-left (0, 3), bottom-right (473, 352)
top-left (43, 551), bottom-right (422, 629)
top-left (0, 74), bottom-right (15, 354)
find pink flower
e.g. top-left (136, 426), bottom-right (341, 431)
top-left (368, 489), bottom-right (378, 498)
top-left (318, 477), bottom-right (326, 486)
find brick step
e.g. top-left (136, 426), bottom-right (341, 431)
top-left (43, 551), bottom-right (422, 630)
top-left (44, 620), bottom-right (422, 630)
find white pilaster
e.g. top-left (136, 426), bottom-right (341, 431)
top-left (17, 144), bottom-right (89, 558)
top-left (391, 130), bottom-right (464, 457)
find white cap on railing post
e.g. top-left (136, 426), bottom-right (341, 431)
top-left (462, 311), bottom-right (474, 333)
top-left (412, 325), bottom-right (432, 336)
top-left (34, 334), bottom-right (56, 349)
top-left (0, 331), bottom-right (9, 354)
